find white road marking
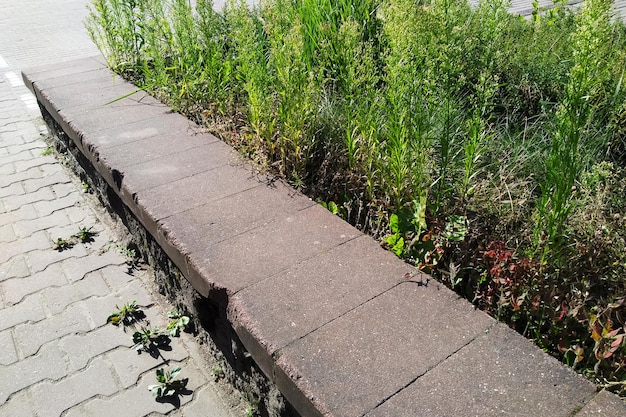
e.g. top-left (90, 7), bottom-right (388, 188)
top-left (4, 71), bottom-right (23, 87)
top-left (20, 93), bottom-right (38, 110)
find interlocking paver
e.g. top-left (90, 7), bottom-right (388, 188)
top-left (60, 250), bottom-right (126, 283)
top-left (0, 182), bottom-right (24, 198)
top-left (0, 389), bottom-right (34, 417)
top-left (0, 329), bottom-right (18, 365)
top-left (0, 204), bottom-right (38, 227)
top-left (13, 302), bottom-right (92, 357)
top-left (107, 338), bottom-right (190, 388)
top-left (65, 358), bottom-right (207, 417)
top-left (12, 209), bottom-right (71, 238)
top-left (0, 164), bottom-right (43, 188)
top-left (32, 191), bottom-right (81, 216)
top-left (25, 244), bottom-right (88, 273)
top-left (21, 171), bottom-right (71, 193)
top-left (0, 253), bottom-right (30, 281)
top-left (0, 342), bottom-right (68, 403)
top-left (29, 355), bottom-right (119, 417)
top-left (0, 293), bottom-right (46, 331)
top-left (1, 263), bottom-right (67, 304)
top-left (7, 141), bottom-right (47, 158)
top-left (2, 186), bottom-right (55, 212)
top-left (0, 223), bottom-right (16, 243)
top-left (78, 285), bottom-right (156, 330)
top-left (58, 324), bottom-right (132, 373)
top-left (42, 270), bottom-right (110, 314)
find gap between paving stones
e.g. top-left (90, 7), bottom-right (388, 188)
top-left (22, 57), bottom-right (626, 417)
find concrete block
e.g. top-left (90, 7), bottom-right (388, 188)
top-left (364, 323), bottom-right (596, 417)
top-left (574, 390), bottom-right (626, 416)
top-left (273, 282), bottom-right (493, 417)
top-left (184, 203), bottom-right (361, 294)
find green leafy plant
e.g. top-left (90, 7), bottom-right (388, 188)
top-left (132, 326), bottom-right (170, 353)
top-left (166, 310), bottom-right (190, 337)
top-left (210, 365), bottom-right (225, 382)
top-left (52, 237), bottom-right (75, 251)
top-left (107, 300), bottom-right (144, 326)
top-left (148, 367), bottom-right (188, 398)
top-left (41, 147), bottom-right (54, 156)
top-left (117, 244), bottom-right (140, 271)
top-left (73, 226), bottom-right (97, 243)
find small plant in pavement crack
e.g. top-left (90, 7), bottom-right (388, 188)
top-left (166, 310), bottom-right (190, 337)
top-left (132, 326), bottom-right (170, 353)
top-left (149, 367), bottom-right (188, 399)
top-left (107, 300), bottom-right (144, 326)
top-left (73, 226), bottom-right (97, 243)
top-left (52, 237), bottom-right (75, 251)
top-left (52, 226), bottom-right (98, 251)
top-left (117, 244), bottom-right (140, 271)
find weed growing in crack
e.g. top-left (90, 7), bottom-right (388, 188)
top-left (132, 326), bottom-right (171, 355)
top-left (107, 300), bottom-right (145, 326)
top-left (149, 366), bottom-right (188, 399)
top-left (166, 310), bottom-right (190, 337)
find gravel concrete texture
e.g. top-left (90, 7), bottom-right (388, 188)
top-left (0, 1), bottom-right (245, 416)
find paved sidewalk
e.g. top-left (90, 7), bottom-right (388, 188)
top-left (0, 1), bottom-right (243, 416)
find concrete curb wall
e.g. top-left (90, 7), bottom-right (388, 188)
top-left (22, 57), bottom-right (626, 417)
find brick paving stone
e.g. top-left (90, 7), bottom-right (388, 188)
top-left (182, 383), bottom-right (237, 417)
top-left (51, 181), bottom-right (80, 199)
top-left (0, 329), bottom-right (18, 365)
top-left (0, 342), bottom-right (68, 403)
top-left (0, 161), bottom-right (15, 175)
top-left (0, 152), bottom-right (34, 169)
top-left (0, 204), bottom-right (38, 227)
top-left (1, 263), bottom-right (67, 304)
top-left (0, 254), bottom-right (30, 281)
top-left (12, 209), bottom-right (71, 238)
top-left (2, 186), bottom-right (55, 212)
top-left (7, 141), bottom-right (47, 158)
top-left (0, 164), bottom-right (43, 188)
top-left (32, 192), bottom-right (81, 216)
top-left (60, 250), bottom-right (126, 283)
top-left (0, 181), bottom-right (25, 198)
top-left (57, 324), bottom-right (131, 373)
top-left (100, 265), bottom-right (136, 289)
top-left (13, 303), bottom-right (93, 357)
top-left (0, 293), bottom-right (46, 331)
top-left (575, 390), bottom-right (626, 416)
top-left (0, 389), bottom-right (35, 417)
top-left (65, 358), bottom-right (207, 417)
top-left (107, 339), bottom-right (191, 388)
top-left (0, 230), bottom-right (51, 264)
top-left (42, 270), bottom-right (110, 314)
top-left (29, 355), bottom-right (119, 417)
top-left (21, 171), bottom-right (71, 193)
top-left (78, 285), bottom-right (156, 330)
top-left (0, 223), bottom-right (16, 242)
top-left (25, 244), bottom-right (88, 273)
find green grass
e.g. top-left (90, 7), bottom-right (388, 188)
top-left (87, 0), bottom-right (626, 395)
